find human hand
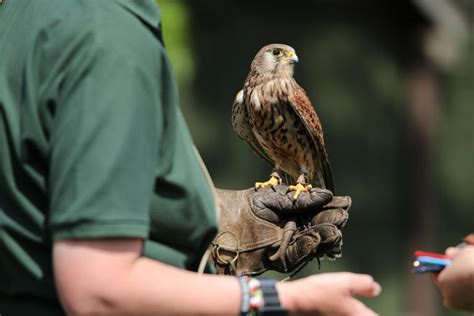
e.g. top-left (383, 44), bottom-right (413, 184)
top-left (213, 186), bottom-right (350, 275)
top-left (432, 245), bottom-right (474, 312)
top-left (276, 272), bottom-right (381, 316)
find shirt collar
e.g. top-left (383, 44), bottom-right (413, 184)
top-left (116, 0), bottom-right (161, 29)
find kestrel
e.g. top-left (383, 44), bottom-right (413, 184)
top-left (232, 44), bottom-right (335, 199)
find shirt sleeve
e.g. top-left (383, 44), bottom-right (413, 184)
top-left (45, 6), bottom-right (164, 240)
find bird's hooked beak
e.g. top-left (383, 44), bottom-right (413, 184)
top-left (286, 51), bottom-right (299, 64)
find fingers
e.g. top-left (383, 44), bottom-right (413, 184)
top-left (323, 195), bottom-right (352, 210)
top-left (277, 273), bottom-right (381, 316)
top-left (349, 298), bottom-right (379, 316)
top-left (445, 247), bottom-right (460, 257)
top-left (311, 208), bottom-right (348, 227)
top-left (430, 272), bottom-right (440, 288)
top-left (347, 274), bottom-right (382, 298)
top-left (253, 185), bottom-right (332, 214)
top-left (291, 187), bottom-right (332, 211)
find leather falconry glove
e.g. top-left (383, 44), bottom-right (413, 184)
top-left (212, 185), bottom-right (351, 276)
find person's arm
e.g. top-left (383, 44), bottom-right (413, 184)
top-left (54, 238), bottom-right (381, 315)
top-left (53, 239), bottom-right (240, 315)
top-left (432, 245), bottom-right (474, 312)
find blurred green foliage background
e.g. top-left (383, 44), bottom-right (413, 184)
top-left (158, 0), bottom-right (473, 315)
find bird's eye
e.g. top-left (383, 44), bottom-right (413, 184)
top-left (272, 49), bottom-right (282, 56)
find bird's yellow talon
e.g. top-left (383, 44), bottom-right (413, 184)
top-left (288, 183), bottom-right (312, 200)
top-left (255, 176), bottom-right (281, 189)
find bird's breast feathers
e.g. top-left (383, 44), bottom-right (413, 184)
top-left (244, 78), bottom-right (295, 113)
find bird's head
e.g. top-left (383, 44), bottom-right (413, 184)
top-left (250, 44), bottom-right (298, 78)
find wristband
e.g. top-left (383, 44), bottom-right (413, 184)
top-left (238, 277), bottom-right (251, 315)
top-left (238, 277), bottom-right (288, 316)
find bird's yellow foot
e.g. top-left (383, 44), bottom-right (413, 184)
top-left (255, 176), bottom-right (281, 190)
top-left (288, 183), bottom-right (312, 200)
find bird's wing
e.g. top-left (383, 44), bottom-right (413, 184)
top-left (288, 86), bottom-right (335, 193)
top-left (231, 90), bottom-right (274, 166)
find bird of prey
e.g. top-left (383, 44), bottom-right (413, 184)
top-left (232, 44), bottom-right (335, 199)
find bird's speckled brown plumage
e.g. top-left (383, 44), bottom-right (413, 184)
top-left (232, 44), bottom-right (335, 193)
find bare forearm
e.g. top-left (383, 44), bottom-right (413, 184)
top-left (54, 239), bottom-right (240, 315)
top-left (110, 258), bottom-right (240, 315)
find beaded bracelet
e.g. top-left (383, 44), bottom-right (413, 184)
top-left (238, 277), bottom-right (288, 316)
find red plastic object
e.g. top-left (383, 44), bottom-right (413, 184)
top-left (414, 250), bottom-right (451, 259)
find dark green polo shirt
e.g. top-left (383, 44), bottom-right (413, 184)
top-left (0, 0), bottom-right (217, 314)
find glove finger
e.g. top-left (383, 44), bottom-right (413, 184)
top-left (311, 223), bottom-right (343, 259)
top-left (311, 208), bottom-right (349, 228)
top-left (284, 231), bottom-right (322, 272)
top-left (323, 195), bottom-right (352, 211)
top-left (313, 223), bottom-right (341, 244)
top-left (252, 185), bottom-right (333, 216)
top-left (290, 188), bottom-right (333, 213)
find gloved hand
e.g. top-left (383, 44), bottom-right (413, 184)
top-left (211, 185), bottom-right (351, 276)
